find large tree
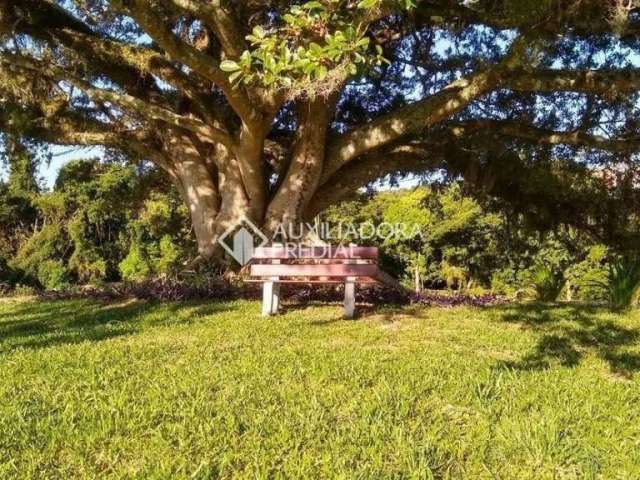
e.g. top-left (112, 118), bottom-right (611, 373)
top-left (1, 0), bottom-right (639, 262)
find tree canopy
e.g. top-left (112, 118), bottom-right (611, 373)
top-left (1, 0), bottom-right (639, 261)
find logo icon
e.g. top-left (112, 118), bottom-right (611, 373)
top-left (217, 216), bottom-right (269, 265)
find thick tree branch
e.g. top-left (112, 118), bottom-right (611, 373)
top-left (411, 1), bottom-right (640, 38)
top-left (117, 0), bottom-right (260, 128)
top-left (266, 98), bottom-right (332, 230)
top-left (1, 0), bottom-right (93, 36)
top-left (82, 86), bottom-right (233, 148)
top-left (161, 0), bottom-right (280, 113)
top-left (48, 28), bottom-right (227, 129)
top-left (51, 29), bottom-right (205, 99)
top-left (320, 30), bottom-right (539, 183)
top-left (4, 1), bottom-right (224, 125)
top-left (322, 69), bottom-right (502, 183)
top-left (324, 63), bottom-right (640, 185)
top-left (450, 120), bottom-right (640, 153)
top-left (9, 11), bottom-right (152, 101)
top-left (0, 101), bottom-right (131, 147)
top-left (507, 69), bottom-right (640, 96)
top-left (165, 0), bottom-right (246, 59)
top-left (1, 54), bottom-right (233, 148)
top-left (308, 143), bottom-right (440, 218)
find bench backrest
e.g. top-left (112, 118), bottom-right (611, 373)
top-left (249, 245), bottom-right (379, 282)
top-left (252, 245), bottom-right (378, 262)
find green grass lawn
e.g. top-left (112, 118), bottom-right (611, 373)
top-left (1, 298), bottom-right (640, 479)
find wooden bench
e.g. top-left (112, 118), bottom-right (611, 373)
top-left (248, 245), bottom-right (385, 318)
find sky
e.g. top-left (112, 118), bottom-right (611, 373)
top-left (41, 146), bottom-right (106, 188)
top-left (1, 146), bottom-right (104, 189)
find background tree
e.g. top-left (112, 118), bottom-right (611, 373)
top-left (0, 136), bottom-right (41, 285)
top-left (2, 157), bottom-right (192, 290)
top-left (325, 185), bottom-right (613, 300)
top-left (1, 0), bottom-right (640, 264)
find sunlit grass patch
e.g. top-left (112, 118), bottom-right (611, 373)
top-left (0, 299), bottom-right (639, 478)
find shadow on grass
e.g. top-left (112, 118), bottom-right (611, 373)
top-left (0, 299), bottom-right (236, 354)
top-left (491, 303), bottom-right (640, 378)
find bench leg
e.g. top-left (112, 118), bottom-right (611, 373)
top-left (344, 278), bottom-right (356, 319)
top-left (271, 281), bottom-right (280, 314)
top-left (262, 279), bottom-right (280, 316)
top-left (262, 281), bottom-right (274, 316)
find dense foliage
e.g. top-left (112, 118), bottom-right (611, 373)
top-left (1, 146), bottom-right (194, 291)
top-left (324, 184), bottom-right (630, 303)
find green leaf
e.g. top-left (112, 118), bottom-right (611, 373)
top-left (303, 1), bottom-right (324, 11)
top-left (220, 60), bottom-right (241, 72)
top-left (252, 25), bottom-right (266, 39)
top-left (357, 0), bottom-right (379, 9)
top-left (228, 70), bottom-right (244, 84)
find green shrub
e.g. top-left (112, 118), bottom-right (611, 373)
top-left (37, 260), bottom-right (71, 291)
top-left (119, 244), bottom-right (153, 282)
top-left (491, 268), bottom-right (519, 297)
top-left (440, 261), bottom-right (467, 290)
top-left (531, 265), bottom-right (565, 301)
top-left (154, 235), bottom-right (182, 277)
top-left (10, 224), bottom-right (67, 287)
top-left (139, 196), bottom-right (173, 236)
top-left (32, 192), bottom-right (67, 222)
top-left (603, 256), bottom-right (640, 311)
top-left (12, 283), bottom-right (37, 296)
top-left (68, 213), bottom-right (108, 283)
top-left (563, 245), bottom-right (609, 302)
top-left (0, 255), bottom-right (19, 286)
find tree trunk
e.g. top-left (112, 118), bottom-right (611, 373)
top-left (163, 100), bottom-right (334, 265)
top-left (168, 135), bottom-right (221, 259)
top-left (234, 124), bottom-right (268, 222)
top-left (168, 136), bottom-right (253, 261)
top-left (265, 98), bottom-right (331, 235)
